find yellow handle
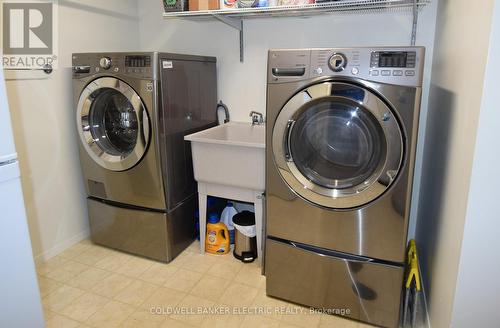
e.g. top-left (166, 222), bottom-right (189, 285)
top-left (405, 239), bottom-right (421, 291)
top-left (407, 239), bottom-right (417, 263)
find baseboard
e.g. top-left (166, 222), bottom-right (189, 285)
top-left (34, 229), bottom-right (90, 264)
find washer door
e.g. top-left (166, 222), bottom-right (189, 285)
top-left (272, 81), bottom-right (404, 209)
top-left (77, 77), bottom-right (150, 172)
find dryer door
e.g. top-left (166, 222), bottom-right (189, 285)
top-left (77, 77), bottom-right (150, 172)
top-left (272, 81), bottom-right (404, 209)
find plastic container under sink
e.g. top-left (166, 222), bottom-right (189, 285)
top-left (205, 213), bottom-right (230, 255)
top-left (221, 202), bottom-right (238, 244)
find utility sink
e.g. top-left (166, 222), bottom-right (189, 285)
top-left (185, 122), bottom-right (266, 261)
top-left (185, 122), bottom-right (265, 191)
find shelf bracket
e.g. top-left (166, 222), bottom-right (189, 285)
top-left (211, 14), bottom-right (244, 62)
top-left (410, 0), bottom-right (418, 45)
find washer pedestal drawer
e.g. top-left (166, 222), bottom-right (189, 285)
top-left (265, 238), bottom-right (404, 328)
top-left (87, 196), bottom-right (196, 263)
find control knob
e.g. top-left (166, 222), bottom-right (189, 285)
top-left (328, 53), bottom-right (347, 72)
top-left (99, 57), bottom-right (112, 70)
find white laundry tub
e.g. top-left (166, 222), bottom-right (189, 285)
top-left (185, 122), bottom-right (265, 191)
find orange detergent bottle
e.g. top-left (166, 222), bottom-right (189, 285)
top-left (205, 213), bottom-right (230, 254)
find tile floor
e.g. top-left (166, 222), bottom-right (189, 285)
top-left (37, 240), bottom-right (374, 328)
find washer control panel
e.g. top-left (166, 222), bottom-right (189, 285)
top-left (268, 47), bottom-right (425, 87)
top-left (72, 53), bottom-right (156, 79)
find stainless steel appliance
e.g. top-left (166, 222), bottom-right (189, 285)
top-left (265, 47), bottom-right (424, 327)
top-left (72, 52), bottom-right (217, 262)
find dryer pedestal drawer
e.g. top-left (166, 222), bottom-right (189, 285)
top-left (265, 238), bottom-right (404, 328)
top-left (87, 197), bottom-right (196, 263)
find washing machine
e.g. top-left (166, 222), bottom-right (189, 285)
top-left (72, 52), bottom-right (217, 262)
top-left (265, 47), bottom-right (424, 327)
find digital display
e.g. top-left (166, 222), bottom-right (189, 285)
top-left (125, 55), bottom-right (151, 67)
top-left (378, 52), bottom-right (408, 68)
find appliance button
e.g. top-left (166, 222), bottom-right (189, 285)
top-left (393, 70), bottom-right (403, 76)
top-left (351, 67), bottom-right (359, 75)
top-left (381, 70), bottom-right (391, 76)
top-left (371, 70), bottom-right (379, 76)
top-left (405, 70), bottom-right (415, 76)
top-left (314, 67), bottom-right (323, 75)
top-left (113, 67), bottom-right (119, 72)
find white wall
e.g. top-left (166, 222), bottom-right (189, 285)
top-left (451, 1), bottom-right (500, 326)
top-left (415, 0), bottom-right (496, 327)
top-left (138, 0), bottom-right (438, 238)
top-left (4, 0), bottom-right (140, 261)
top-left (138, 0), bottom-right (437, 122)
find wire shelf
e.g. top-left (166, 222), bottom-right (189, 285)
top-left (162, 0), bottom-right (430, 62)
top-left (163, 0), bottom-right (430, 19)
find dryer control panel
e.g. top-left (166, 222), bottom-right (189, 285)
top-left (268, 47), bottom-right (425, 87)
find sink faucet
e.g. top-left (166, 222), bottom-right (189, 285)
top-left (250, 111), bottom-right (265, 125)
top-left (216, 101), bottom-right (230, 124)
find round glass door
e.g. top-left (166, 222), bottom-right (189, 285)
top-left (272, 82), bottom-right (404, 209)
top-left (77, 77), bottom-right (150, 171)
top-left (290, 99), bottom-right (386, 190)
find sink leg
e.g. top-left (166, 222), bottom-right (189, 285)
top-left (254, 191), bottom-right (264, 266)
top-left (198, 192), bottom-right (207, 254)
